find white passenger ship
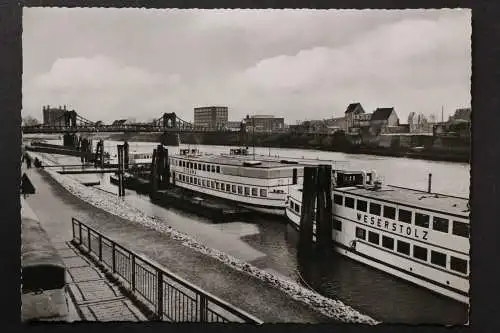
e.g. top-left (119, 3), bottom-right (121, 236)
top-left (285, 171), bottom-right (470, 304)
top-left (168, 147), bottom-right (324, 215)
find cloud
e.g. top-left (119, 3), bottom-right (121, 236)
top-left (235, 15), bottom-right (470, 120)
top-left (22, 9), bottom-right (470, 124)
top-left (24, 56), bottom-right (182, 122)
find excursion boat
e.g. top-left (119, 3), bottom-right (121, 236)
top-left (285, 171), bottom-right (470, 304)
top-left (168, 147), bottom-right (332, 216)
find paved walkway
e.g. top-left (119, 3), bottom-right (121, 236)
top-left (21, 191), bottom-right (147, 322)
top-left (25, 165), bottom-right (333, 323)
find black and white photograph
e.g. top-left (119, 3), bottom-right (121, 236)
top-left (20, 8), bottom-right (471, 324)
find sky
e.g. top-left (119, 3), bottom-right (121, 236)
top-left (22, 8), bottom-right (471, 124)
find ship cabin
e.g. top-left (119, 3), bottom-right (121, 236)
top-left (333, 185), bottom-right (470, 277)
top-left (169, 152), bottom-right (308, 206)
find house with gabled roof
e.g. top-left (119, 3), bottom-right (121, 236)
top-left (344, 102), bottom-right (366, 132)
top-left (369, 107), bottom-right (399, 134)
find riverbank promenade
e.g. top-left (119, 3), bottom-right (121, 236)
top-left (21, 194), bottom-right (147, 321)
top-left (23, 165), bottom-right (334, 323)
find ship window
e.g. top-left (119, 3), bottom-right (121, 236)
top-left (189, 177), bottom-right (193, 184)
top-left (195, 178), bottom-right (199, 185)
top-left (231, 185), bottom-right (236, 193)
top-left (333, 219), bottom-right (342, 231)
top-left (397, 240), bottom-right (410, 255)
top-left (356, 200), bottom-right (367, 212)
top-left (216, 182), bottom-right (220, 190)
top-left (415, 213), bottom-right (430, 228)
top-left (202, 164), bottom-right (206, 171)
top-left (355, 227), bottom-right (366, 240)
top-left (211, 181), bottom-right (215, 188)
top-left (413, 245), bottom-right (428, 261)
top-left (211, 165), bottom-right (216, 172)
top-left (226, 184), bottom-right (231, 191)
top-left (252, 188), bottom-right (258, 196)
top-left (450, 256), bottom-right (468, 274)
top-left (189, 162), bottom-right (193, 169)
top-left (368, 231), bottom-right (379, 245)
top-left (452, 221), bottom-right (469, 238)
top-left (198, 163), bottom-right (202, 170)
top-left (181, 175), bottom-right (185, 182)
top-left (334, 194), bottom-right (343, 205)
top-left (294, 203), bottom-right (300, 213)
top-left (382, 236), bottom-right (394, 250)
top-left (202, 180), bottom-right (206, 187)
top-left (194, 163), bottom-right (198, 170)
top-left (216, 166), bottom-right (221, 173)
top-left (290, 201), bottom-right (294, 209)
top-left (383, 206), bottom-right (396, 219)
top-left (237, 186), bottom-right (243, 194)
top-left (244, 187), bottom-right (250, 195)
top-left (398, 209), bottom-right (412, 223)
top-left (431, 250), bottom-right (447, 267)
top-left (369, 203), bottom-right (381, 215)
top-left (260, 189), bottom-right (267, 197)
top-left (432, 216), bottom-right (449, 233)
top-left (345, 197), bottom-right (355, 208)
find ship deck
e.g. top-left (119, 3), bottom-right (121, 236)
top-left (173, 153), bottom-right (311, 169)
top-left (336, 185), bottom-right (470, 219)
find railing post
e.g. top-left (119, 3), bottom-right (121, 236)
top-left (71, 218), bottom-right (75, 241)
top-left (199, 294), bottom-right (208, 322)
top-left (112, 243), bottom-right (116, 273)
top-left (78, 223), bottom-right (82, 245)
top-left (87, 228), bottom-right (91, 251)
top-left (131, 256), bottom-right (136, 291)
top-left (98, 235), bottom-right (103, 261)
top-left (157, 270), bottom-right (164, 320)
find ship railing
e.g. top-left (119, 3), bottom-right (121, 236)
top-left (71, 217), bottom-right (263, 324)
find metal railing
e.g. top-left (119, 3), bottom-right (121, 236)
top-left (71, 218), bottom-right (263, 324)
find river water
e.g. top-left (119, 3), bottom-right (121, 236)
top-left (46, 139), bottom-right (470, 324)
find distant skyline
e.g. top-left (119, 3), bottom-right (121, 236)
top-left (22, 8), bottom-right (471, 124)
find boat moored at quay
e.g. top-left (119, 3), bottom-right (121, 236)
top-left (168, 148), bottom-right (310, 215)
top-left (285, 171), bottom-right (470, 304)
top-left (168, 147), bottom-right (348, 216)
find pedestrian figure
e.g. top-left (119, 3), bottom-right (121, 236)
top-left (26, 155), bottom-right (32, 169)
top-left (21, 173), bottom-right (35, 198)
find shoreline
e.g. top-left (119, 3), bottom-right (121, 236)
top-left (24, 134), bottom-right (470, 164)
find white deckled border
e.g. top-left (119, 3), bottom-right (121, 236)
top-left (29, 152), bottom-right (379, 324)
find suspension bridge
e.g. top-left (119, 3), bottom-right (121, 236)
top-left (22, 110), bottom-right (239, 134)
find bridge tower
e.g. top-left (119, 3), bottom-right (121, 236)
top-left (162, 113), bottom-right (177, 128)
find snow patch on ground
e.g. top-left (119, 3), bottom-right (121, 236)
top-left (29, 152), bottom-right (379, 324)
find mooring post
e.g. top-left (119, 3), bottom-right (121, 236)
top-left (117, 145), bottom-right (124, 197)
top-left (164, 148), bottom-right (170, 187)
top-left (298, 166), bottom-right (318, 256)
top-left (316, 164), bottom-right (333, 257)
top-left (100, 140), bottom-right (105, 168)
top-left (123, 141), bottom-right (129, 170)
top-left (150, 149), bottom-right (158, 194)
top-left (157, 145), bottom-right (164, 188)
top-left (427, 173), bottom-right (432, 193)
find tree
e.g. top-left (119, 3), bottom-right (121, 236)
top-left (22, 116), bottom-right (40, 126)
